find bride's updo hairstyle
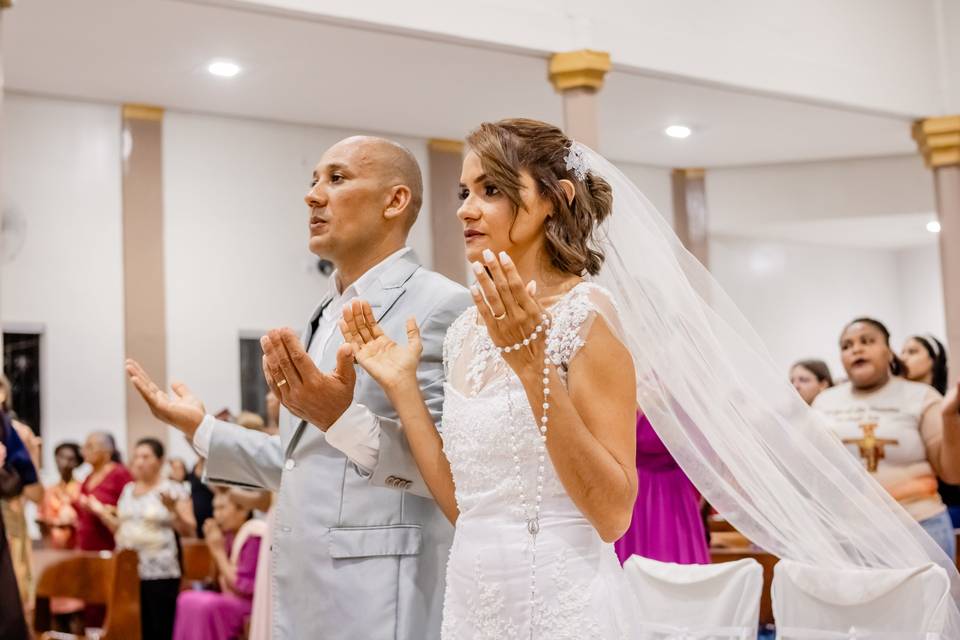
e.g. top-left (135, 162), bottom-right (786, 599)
top-left (465, 118), bottom-right (613, 276)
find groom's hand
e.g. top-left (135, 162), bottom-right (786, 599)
top-left (261, 328), bottom-right (356, 431)
top-left (125, 359), bottom-right (206, 438)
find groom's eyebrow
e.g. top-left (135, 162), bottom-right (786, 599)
top-left (314, 163), bottom-right (350, 178)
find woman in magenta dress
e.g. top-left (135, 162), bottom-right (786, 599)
top-left (173, 490), bottom-right (265, 640)
top-left (615, 413), bottom-right (709, 564)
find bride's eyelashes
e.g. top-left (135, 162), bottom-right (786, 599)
top-left (457, 183), bottom-right (501, 201)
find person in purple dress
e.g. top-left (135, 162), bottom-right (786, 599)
top-left (615, 413), bottom-right (709, 564)
top-left (173, 490), bottom-right (265, 640)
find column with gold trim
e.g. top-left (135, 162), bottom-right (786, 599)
top-left (122, 104), bottom-right (169, 454)
top-left (548, 50), bottom-right (611, 149)
top-left (671, 168), bottom-right (710, 267)
top-left (914, 115), bottom-right (960, 386)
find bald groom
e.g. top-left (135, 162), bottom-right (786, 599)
top-left (127, 136), bottom-right (470, 639)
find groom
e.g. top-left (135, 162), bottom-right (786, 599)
top-left (127, 136), bottom-right (470, 640)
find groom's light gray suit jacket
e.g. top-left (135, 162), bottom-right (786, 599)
top-left (204, 252), bottom-right (470, 640)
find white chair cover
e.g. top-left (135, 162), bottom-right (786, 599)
top-left (623, 555), bottom-right (763, 639)
top-left (771, 560), bottom-right (951, 639)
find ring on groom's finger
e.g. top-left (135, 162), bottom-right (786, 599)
top-left (277, 378), bottom-right (288, 387)
top-left (493, 312), bottom-right (507, 320)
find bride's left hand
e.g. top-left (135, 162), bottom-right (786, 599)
top-left (471, 249), bottom-right (547, 376)
top-left (339, 299), bottom-right (422, 393)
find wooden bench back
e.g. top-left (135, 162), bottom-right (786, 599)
top-left (34, 549), bottom-right (141, 640)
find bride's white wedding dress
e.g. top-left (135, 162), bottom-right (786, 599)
top-left (438, 281), bottom-right (639, 639)
top-left (432, 140), bottom-right (960, 636)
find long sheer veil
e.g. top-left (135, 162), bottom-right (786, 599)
top-left (575, 143), bottom-right (960, 632)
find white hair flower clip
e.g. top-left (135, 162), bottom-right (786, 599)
top-left (564, 142), bottom-right (589, 181)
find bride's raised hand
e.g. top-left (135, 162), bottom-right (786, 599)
top-left (339, 299), bottom-right (422, 393)
top-left (471, 248), bottom-right (546, 377)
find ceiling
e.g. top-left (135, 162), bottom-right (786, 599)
top-left (2, 0), bottom-right (920, 168)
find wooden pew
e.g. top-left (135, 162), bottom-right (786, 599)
top-left (33, 548), bottom-right (141, 640)
top-left (711, 547), bottom-right (779, 628)
top-left (706, 515), bottom-right (778, 626)
top-left (955, 531), bottom-right (960, 569)
top-left (180, 538), bottom-right (217, 590)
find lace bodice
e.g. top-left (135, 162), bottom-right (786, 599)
top-left (438, 282), bottom-right (636, 640)
top-left (440, 282), bottom-right (621, 516)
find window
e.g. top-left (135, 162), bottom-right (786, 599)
top-left (3, 331), bottom-right (42, 437)
top-left (239, 335), bottom-right (268, 419)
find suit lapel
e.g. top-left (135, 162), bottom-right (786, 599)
top-left (365, 252), bottom-right (421, 323)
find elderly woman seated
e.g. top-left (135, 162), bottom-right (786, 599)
top-left (172, 489), bottom-right (265, 640)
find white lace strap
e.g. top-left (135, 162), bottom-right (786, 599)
top-left (777, 626), bottom-right (941, 639)
top-left (638, 621), bottom-right (753, 639)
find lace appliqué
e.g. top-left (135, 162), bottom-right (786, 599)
top-left (464, 559), bottom-right (523, 640)
top-left (532, 551), bottom-right (605, 640)
top-left (545, 282), bottom-right (615, 381)
top-left (443, 309), bottom-right (473, 379)
top-left (440, 388), bottom-right (521, 513)
top-left (446, 307), bottom-right (508, 397)
top-left (442, 552), bottom-right (605, 640)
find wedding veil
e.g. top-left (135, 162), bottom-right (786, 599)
top-left (574, 142), bottom-right (960, 633)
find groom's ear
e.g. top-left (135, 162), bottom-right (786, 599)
top-left (383, 184), bottom-right (413, 223)
top-left (558, 179), bottom-right (575, 206)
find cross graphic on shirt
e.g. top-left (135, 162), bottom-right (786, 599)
top-left (842, 422), bottom-right (899, 473)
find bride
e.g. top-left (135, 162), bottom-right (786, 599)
top-left (339, 119), bottom-right (639, 638)
top-left (341, 117), bottom-right (960, 638)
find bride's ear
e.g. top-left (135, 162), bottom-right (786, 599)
top-left (558, 179), bottom-right (575, 206)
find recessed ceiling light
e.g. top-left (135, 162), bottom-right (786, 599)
top-left (664, 125), bottom-right (692, 139)
top-left (207, 60), bottom-right (241, 78)
top-left (927, 220), bottom-right (941, 234)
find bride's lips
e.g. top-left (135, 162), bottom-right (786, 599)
top-left (464, 229), bottom-right (485, 243)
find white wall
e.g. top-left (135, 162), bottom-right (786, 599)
top-left (705, 153), bottom-right (943, 378)
top-left (615, 161), bottom-right (673, 227)
top-left (1, 94), bottom-right (126, 476)
top-left (940, 0), bottom-right (960, 113)
top-left (706, 155), bottom-right (935, 232)
top-left (610, 155), bottom-right (946, 381)
top-left (710, 236), bottom-right (908, 379)
top-left (897, 244), bottom-right (946, 340)
top-left (162, 111), bottom-right (433, 461)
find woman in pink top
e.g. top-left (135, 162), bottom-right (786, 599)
top-left (173, 490), bottom-right (264, 640)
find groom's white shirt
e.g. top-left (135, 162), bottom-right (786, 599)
top-left (192, 248), bottom-right (408, 468)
